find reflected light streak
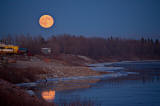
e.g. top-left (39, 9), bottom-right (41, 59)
top-left (41, 90), bottom-right (56, 102)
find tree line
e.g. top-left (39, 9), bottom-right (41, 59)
top-left (1, 34), bottom-right (160, 60)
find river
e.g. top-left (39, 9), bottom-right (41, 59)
top-left (22, 61), bottom-right (160, 106)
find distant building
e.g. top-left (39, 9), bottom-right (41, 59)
top-left (41, 48), bottom-right (51, 55)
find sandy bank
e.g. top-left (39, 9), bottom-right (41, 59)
top-left (0, 55), bottom-right (106, 84)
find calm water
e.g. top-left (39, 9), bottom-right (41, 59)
top-left (29, 61), bottom-right (160, 106)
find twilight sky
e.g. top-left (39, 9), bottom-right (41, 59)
top-left (0, 0), bottom-right (160, 39)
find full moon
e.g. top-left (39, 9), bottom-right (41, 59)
top-left (39, 15), bottom-right (54, 28)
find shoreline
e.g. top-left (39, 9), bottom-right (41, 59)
top-left (92, 59), bottom-right (160, 65)
top-left (17, 59), bottom-right (159, 87)
top-left (1, 58), bottom-right (160, 84)
top-left (1, 55), bottom-right (160, 106)
top-left (0, 56), bottom-right (102, 106)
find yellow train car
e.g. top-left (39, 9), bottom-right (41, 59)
top-left (0, 44), bottom-right (19, 54)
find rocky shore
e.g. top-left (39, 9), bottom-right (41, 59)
top-left (1, 55), bottom-right (102, 83)
top-left (0, 55), bottom-right (105, 106)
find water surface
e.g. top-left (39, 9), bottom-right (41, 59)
top-left (28, 61), bottom-right (160, 106)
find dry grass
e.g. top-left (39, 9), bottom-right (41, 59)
top-left (0, 67), bottom-right (46, 83)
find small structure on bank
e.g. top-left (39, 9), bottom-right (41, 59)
top-left (41, 48), bottom-right (51, 55)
